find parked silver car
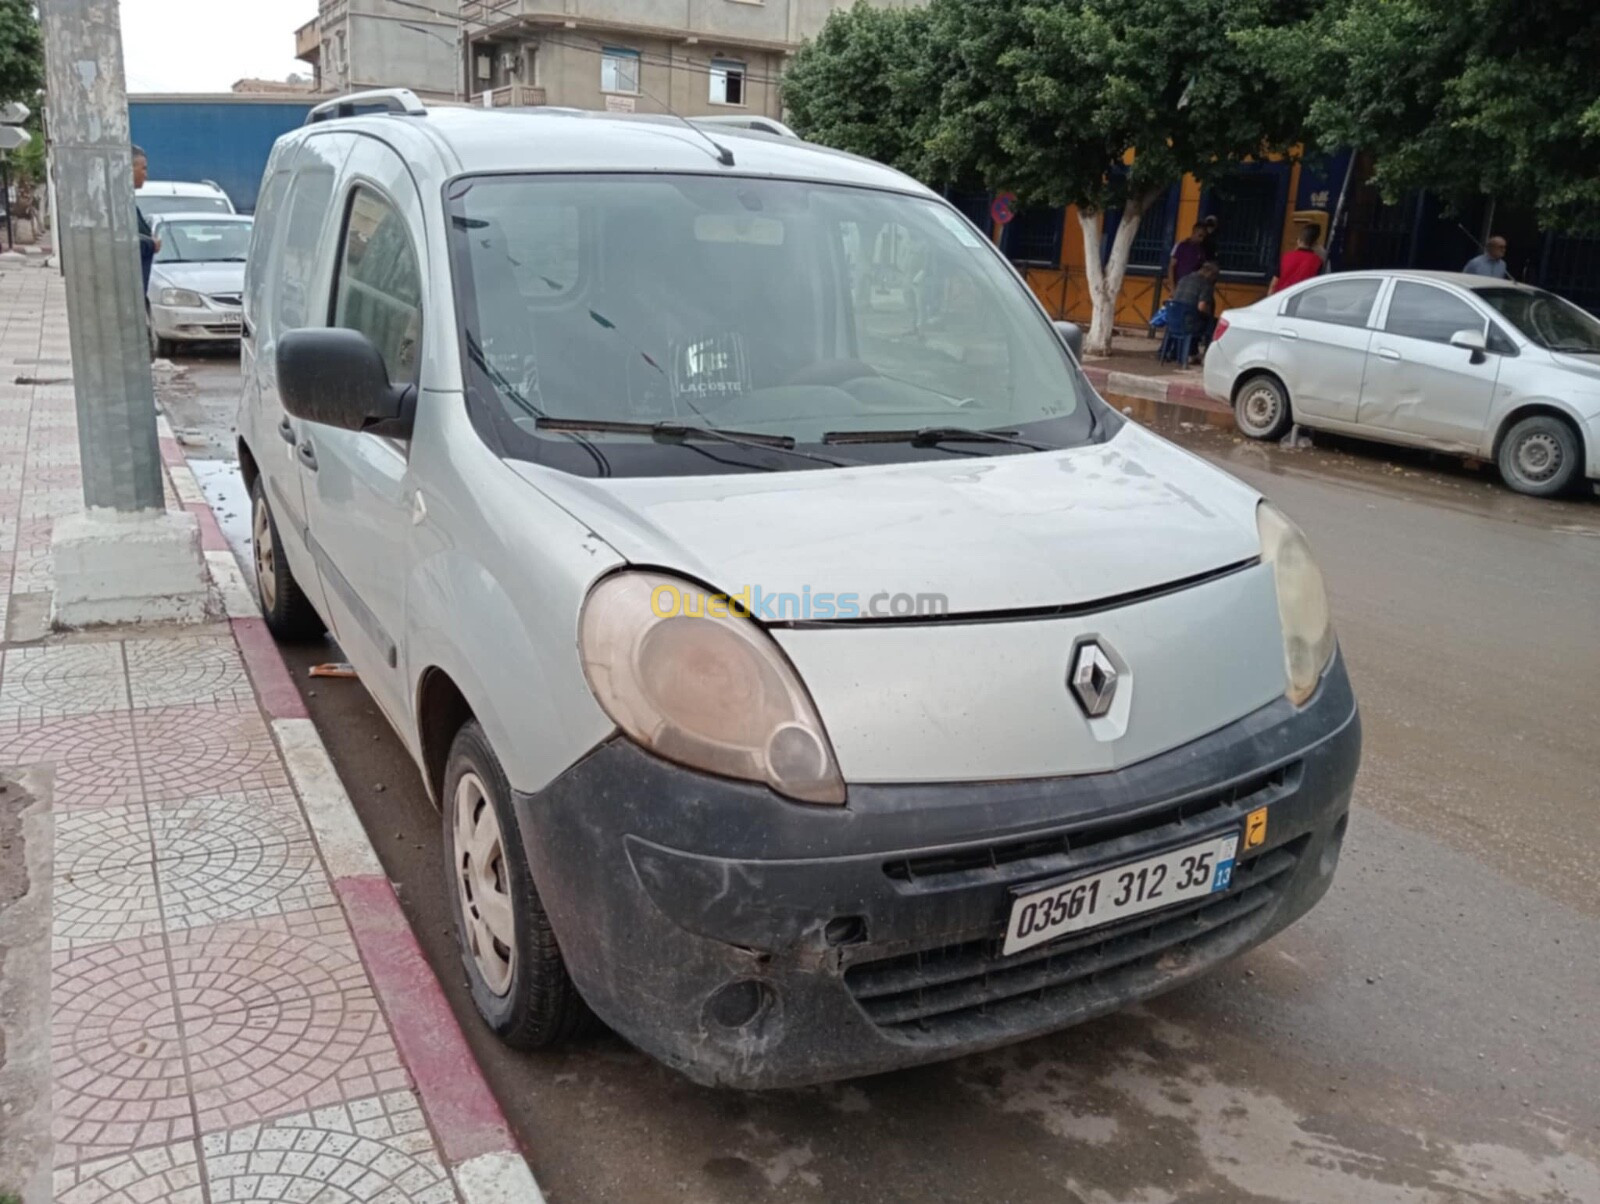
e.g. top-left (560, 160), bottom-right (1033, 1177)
top-left (1204, 270), bottom-right (1600, 496)
top-left (146, 213), bottom-right (251, 356)
top-left (241, 90), bottom-right (1359, 1088)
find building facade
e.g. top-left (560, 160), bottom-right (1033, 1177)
top-left (460, 0), bottom-right (918, 115)
top-left (296, 0), bottom-right (464, 100)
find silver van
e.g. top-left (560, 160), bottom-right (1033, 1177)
top-left (241, 90), bottom-right (1360, 1088)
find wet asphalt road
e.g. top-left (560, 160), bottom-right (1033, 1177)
top-left (162, 351), bottom-right (1600, 1203)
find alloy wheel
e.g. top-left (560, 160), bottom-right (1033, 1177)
top-left (253, 495), bottom-right (277, 612)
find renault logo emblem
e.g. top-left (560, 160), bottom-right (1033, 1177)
top-left (1069, 638), bottom-right (1119, 717)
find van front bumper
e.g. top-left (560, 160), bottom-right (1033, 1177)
top-left (515, 653), bottom-right (1360, 1089)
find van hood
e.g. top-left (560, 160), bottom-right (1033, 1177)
top-left (510, 423), bottom-right (1263, 615)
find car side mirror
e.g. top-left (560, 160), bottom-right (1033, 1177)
top-left (1054, 320), bottom-right (1084, 361)
top-left (277, 327), bottom-right (415, 439)
top-left (1449, 328), bottom-right (1488, 363)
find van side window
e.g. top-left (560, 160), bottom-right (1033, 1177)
top-left (333, 186), bottom-right (423, 386)
top-left (244, 169), bottom-right (289, 331)
top-left (275, 166), bottom-right (336, 332)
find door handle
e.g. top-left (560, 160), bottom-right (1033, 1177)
top-left (297, 441), bottom-right (318, 471)
top-left (1277, 328), bottom-right (1300, 340)
top-left (1375, 347), bottom-right (1401, 361)
top-left (278, 416), bottom-right (296, 444)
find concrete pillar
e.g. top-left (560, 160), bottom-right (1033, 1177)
top-left (39, 0), bottom-right (208, 626)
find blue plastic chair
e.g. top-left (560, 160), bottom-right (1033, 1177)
top-left (1158, 299), bottom-right (1202, 364)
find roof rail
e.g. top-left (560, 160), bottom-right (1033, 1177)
top-left (306, 88), bottom-right (427, 125)
top-left (692, 114), bottom-right (800, 139)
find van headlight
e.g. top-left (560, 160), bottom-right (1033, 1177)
top-left (578, 571), bottom-right (846, 805)
top-left (1257, 502), bottom-right (1336, 705)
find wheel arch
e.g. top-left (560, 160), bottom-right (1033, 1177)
top-left (415, 665), bottom-right (477, 808)
top-left (1231, 367), bottom-right (1291, 406)
top-left (238, 436), bottom-right (260, 492)
top-left (1491, 402), bottom-right (1587, 465)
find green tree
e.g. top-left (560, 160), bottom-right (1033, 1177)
top-left (1254, 0), bottom-right (1600, 231)
top-left (0, 0), bottom-right (41, 107)
top-left (782, 2), bottom-right (944, 177)
top-left (923, 0), bottom-right (1312, 354)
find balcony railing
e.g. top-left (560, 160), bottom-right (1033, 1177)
top-left (474, 83), bottom-right (547, 108)
top-left (295, 17), bottom-right (321, 61)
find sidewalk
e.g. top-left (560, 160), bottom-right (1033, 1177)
top-left (1081, 331), bottom-right (1228, 414)
top-left (0, 272), bottom-right (538, 1201)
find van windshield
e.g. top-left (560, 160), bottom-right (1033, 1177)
top-left (446, 173), bottom-right (1100, 476)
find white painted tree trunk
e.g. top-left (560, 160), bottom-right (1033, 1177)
top-left (1076, 195), bottom-right (1155, 358)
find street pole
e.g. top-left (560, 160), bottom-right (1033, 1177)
top-left (38, 0), bottom-right (163, 513)
top-left (38, 0), bottom-right (208, 626)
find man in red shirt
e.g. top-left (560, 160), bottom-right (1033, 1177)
top-left (1269, 225), bottom-right (1327, 294)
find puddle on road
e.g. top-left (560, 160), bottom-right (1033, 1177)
top-left (189, 459), bottom-right (253, 570)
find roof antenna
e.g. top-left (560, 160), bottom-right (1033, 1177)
top-left (621, 67), bottom-right (736, 166)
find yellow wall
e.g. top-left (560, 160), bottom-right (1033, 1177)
top-left (1014, 160), bottom-right (1303, 328)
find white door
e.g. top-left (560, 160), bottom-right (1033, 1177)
top-left (1268, 277), bottom-right (1384, 422)
top-left (1359, 280), bottom-right (1502, 449)
top-left (295, 139), bottom-right (426, 727)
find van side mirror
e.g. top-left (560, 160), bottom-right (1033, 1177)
top-left (1449, 328), bottom-right (1487, 363)
top-left (277, 327), bottom-right (415, 438)
top-left (1054, 320), bottom-right (1084, 361)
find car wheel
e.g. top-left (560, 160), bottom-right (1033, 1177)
top-left (443, 720), bottom-right (589, 1049)
top-left (250, 475), bottom-right (326, 640)
top-left (1235, 375), bottom-right (1293, 441)
top-left (1498, 415), bottom-right (1581, 497)
top-left (147, 315), bottom-right (177, 360)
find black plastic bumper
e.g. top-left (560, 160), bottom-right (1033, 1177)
top-left (514, 653), bottom-right (1360, 1089)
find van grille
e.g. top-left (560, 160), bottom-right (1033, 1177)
top-left (882, 764), bottom-right (1294, 888)
top-left (846, 838), bottom-right (1305, 1036)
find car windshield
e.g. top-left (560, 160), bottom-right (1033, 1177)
top-left (154, 220), bottom-right (251, 263)
top-left (446, 173), bottom-right (1097, 475)
top-left (138, 194), bottom-right (231, 216)
top-left (1476, 287), bottom-right (1600, 353)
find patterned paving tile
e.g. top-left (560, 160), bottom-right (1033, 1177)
top-left (200, 1092), bottom-right (456, 1203)
top-left (53, 803), bottom-right (164, 950)
top-left (170, 910), bottom-right (407, 1133)
top-left (20, 482), bottom-right (84, 518)
top-left (149, 789), bottom-right (334, 930)
top-left (134, 702), bottom-right (291, 801)
top-left (53, 935), bottom-right (196, 1163)
top-left (0, 711), bottom-right (142, 808)
top-left (54, 1139), bottom-right (206, 1204)
top-left (0, 641), bottom-right (129, 721)
top-left (126, 635), bottom-right (256, 710)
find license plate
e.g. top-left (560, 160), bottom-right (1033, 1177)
top-left (1002, 832), bottom-right (1240, 957)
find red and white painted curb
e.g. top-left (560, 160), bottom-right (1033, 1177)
top-left (1080, 363), bottom-right (1232, 416)
top-left (158, 418), bottom-right (544, 1204)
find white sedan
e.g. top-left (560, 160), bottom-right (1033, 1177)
top-left (146, 213), bottom-right (252, 357)
top-left (1203, 270), bottom-right (1600, 497)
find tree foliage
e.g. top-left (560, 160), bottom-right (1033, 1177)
top-left (0, 0), bottom-right (41, 108)
top-left (782, 3), bottom-right (944, 178)
top-left (1251, 0), bottom-right (1600, 231)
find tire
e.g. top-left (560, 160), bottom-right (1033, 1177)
top-left (443, 720), bottom-right (589, 1049)
top-left (147, 311), bottom-right (178, 359)
top-left (1497, 414), bottom-right (1581, 498)
top-left (1234, 374), bottom-right (1294, 441)
top-left (249, 475), bottom-right (327, 641)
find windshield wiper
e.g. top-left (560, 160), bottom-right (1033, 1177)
top-left (535, 418), bottom-right (852, 467)
top-left (822, 425), bottom-right (1051, 451)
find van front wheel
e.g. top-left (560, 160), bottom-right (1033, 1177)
top-left (443, 720), bottom-right (589, 1048)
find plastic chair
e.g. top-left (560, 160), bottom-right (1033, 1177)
top-left (1158, 299), bottom-right (1202, 365)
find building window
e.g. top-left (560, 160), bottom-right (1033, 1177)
top-left (710, 59), bottom-right (745, 106)
top-left (1004, 205), bottom-right (1065, 266)
top-left (601, 47), bottom-right (640, 95)
top-left (1202, 169), bottom-right (1288, 278)
top-left (1127, 186), bottom-right (1178, 271)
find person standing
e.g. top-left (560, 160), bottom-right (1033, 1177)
top-left (1201, 214), bottom-right (1220, 262)
top-left (1463, 235), bottom-right (1511, 279)
top-left (1171, 261), bottom-right (1220, 362)
top-left (1168, 222), bottom-right (1207, 289)
top-left (1269, 225), bottom-right (1327, 294)
top-left (132, 145), bottom-right (158, 293)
